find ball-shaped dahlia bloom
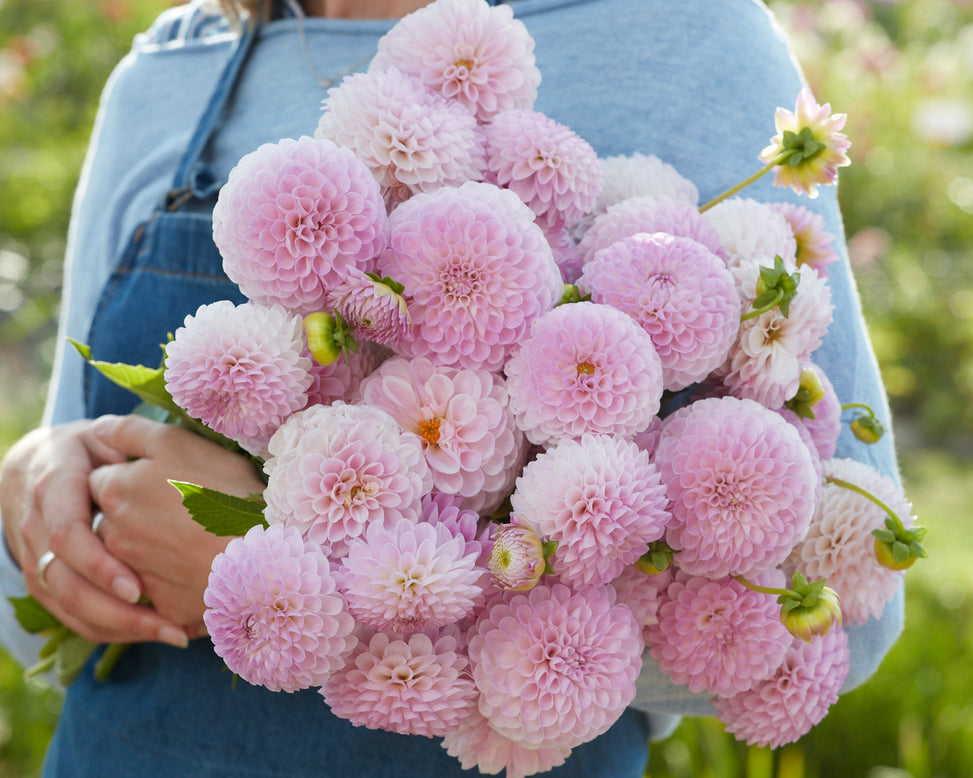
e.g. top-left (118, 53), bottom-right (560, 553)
top-left (213, 136), bottom-right (387, 314)
top-left (321, 629), bottom-right (477, 737)
top-left (581, 232), bottom-right (741, 391)
top-left (656, 396), bottom-right (818, 579)
top-left (785, 458), bottom-right (913, 624)
top-left (315, 67), bottom-right (486, 208)
top-left (378, 181), bottom-right (562, 372)
top-left (164, 301), bottom-right (312, 456)
top-left (712, 627), bottom-right (850, 748)
top-left (203, 523), bottom-right (356, 692)
top-left (577, 195), bottom-right (725, 266)
top-left (371, 0), bottom-right (540, 122)
top-left (703, 197), bottom-right (797, 269)
top-left (483, 108), bottom-right (602, 228)
top-left (338, 517), bottom-right (483, 632)
top-left (772, 202), bottom-right (839, 277)
top-left (510, 434), bottom-right (671, 587)
top-left (468, 582), bottom-right (643, 750)
top-left (504, 301), bottom-right (664, 445)
top-left (645, 570), bottom-right (793, 697)
top-left (358, 356), bottom-right (527, 514)
top-left (263, 402), bottom-right (431, 558)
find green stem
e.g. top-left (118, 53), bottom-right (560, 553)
top-left (825, 476), bottom-right (905, 534)
top-left (699, 161), bottom-right (778, 213)
top-left (93, 642), bottom-right (131, 682)
top-left (841, 402), bottom-right (875, 416)
top-left (733, 575), bottom-right (794, 600)
top-left (741, 288), bottom-right (784, 321)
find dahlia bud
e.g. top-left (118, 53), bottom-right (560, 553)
top-left (873, 517), bottom-right (927, 571)
top-left (778, 573), bottom-right (842, 644)
top-left (635, 540), bottom-right (674, 575)
top-left (328, 272), bottom-right (411, 345)
top-left (785, 366), bottom-right (826, 420)
top-left (303, 311), bottom-right (358, 366)
top-left (488, 517), bottom-right (554, 591)
top-left (850, 414), bottom-right (884, 444)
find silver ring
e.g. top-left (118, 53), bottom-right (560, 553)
top-left (92, 511), bottom-right (106, 537)
top-left (36, 550), bottom-right (56, 588)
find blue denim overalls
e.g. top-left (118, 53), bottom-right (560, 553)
top-left (44, 22), bottom-right (650, 778)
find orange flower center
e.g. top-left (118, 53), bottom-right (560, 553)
top-left (576, 361), bottom-right (596, 376)
top-left (418, 417), bottom-right (442, 445)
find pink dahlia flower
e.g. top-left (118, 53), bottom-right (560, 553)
top-left (610, 563), bottom-right (674, 641)
top-left (713, 627), bottom-right (850, 748)
top-left (656, 396), bottom-right (818, 578)
top-left (371, 0), bottom-right (540, 122)
top-left (703, 197), bottom-right (797, 269)
top-left (442, 708), bottom-right (571, 778)
top-left (510, 434), bottom-right (671, 587)
top-left (645, 570), bottom-right (792, 697)
top-left (721, 259), bottom-right (833, 409)
top-left (315, 67), bottom-right (485, 208)
top-left (784, 363), bottom-right (842, 461)
top-left (358, 356), bottom-right (527, 514)
top-left (321, 629), bottom-right (476, 737)
top-left (379, 181), bottom-right (562, 372)
top-left (326, 269), bottom-right (411, 346)
top-left (577, 195), bottom-right (726, 266)
top-left (772, 202), bottom-right (839, 276)
top-left (785, 458), bottom-right (913, 624)
top-left (165, 301), bottom-right (312, 456)
top-left (338, 518), bottom-right (483, 632)
top-left (468, 582), bottom-right (643, 750)
top-left (263, 402), bottom-right (431, 558)
top-left (483, 109), bottom-right (602, 228)
top-left (302, 341), bottom-right (378, 409)
top-left (504, 301), bottom-right (664, 445)
top-left (203, 523), bottom-right (356, 692)
top-left (581, 232), bottom-right (740, 391)
top-left (213, 136), bottom-right (387, 314)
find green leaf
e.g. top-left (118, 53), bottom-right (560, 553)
top-left (169, 480), bottom-right (267, 537)
top-left (9, 596), bottom-right (60, 633)
top-left (54, 633), bottom-right (99, 686)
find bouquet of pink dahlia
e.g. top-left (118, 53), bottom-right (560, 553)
top-left (43, 0), bottom-right (924, 773)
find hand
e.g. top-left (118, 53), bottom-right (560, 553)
top-left (1, 421), bottom-right (189, 647)
top-left (88, 414), bottom-right (265, 638)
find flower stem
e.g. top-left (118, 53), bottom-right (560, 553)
top-left (741, 288), bottom-right (784, 321)
top-left (825, 475), bottom-right (905, 533)
top-left (699, 161), bottom-right (778, 213)
top-left (733, 575), bottom-right (793, 599)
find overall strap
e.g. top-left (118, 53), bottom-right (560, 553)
top-left (165, 24), bottom-right (259, 210)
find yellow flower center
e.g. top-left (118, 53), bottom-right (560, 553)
top-left (577, 361), bottom-right (596, 376)
top-left (418, 417), bottom-right (442, 445)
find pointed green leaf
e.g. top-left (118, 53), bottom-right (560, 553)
top-left (169, 481), bottom-right (267, 537)
top-left (9, 596), bottom-right (60, 634)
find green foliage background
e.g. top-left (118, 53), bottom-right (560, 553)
top-left (0, 0), bottom-right (971, 776)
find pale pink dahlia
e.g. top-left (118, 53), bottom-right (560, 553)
top-left (442, 708), bottom-right (572, 778)
top-left (581, 232), bottom-right (740, 391)
top-left (203, 523), bottom-right (356, 692)
top-left (645, 570), bottom-right (792, 697)
top-left (721, 259), bottom-right (833, 409)
top-left (164, 301), bottom-right (312, 456)
top-left (772, 202), bottom-right (839, 276)
top-left (483, 109), bottom-right (602, 228)
top-left (326, 269), bottom-right (411, 346)
top-left (302, 342), bottom-right (377, 409)
top-left (371, 0), bottom-right (540, 122)
top-left (656, 396), bottom-right (818, 578)
top-left (610, 563), bottom-right (674, 639)
top-left (315, 67), bottom-right (486, 207)
top-left (338, 518), bottom-right (483, 632)
top-left (703, 197), bottom-right (797, 269)
top-left (577, 195), bottom-right (726, 266)
top-left (321, 629), bottom-right (476, 737)
top-left (358, 356), bottom-right (527, 513)
top-left (785, 458), bottom-right (913, 624)
top-left (263, 402), bottom-right (431, 558)
top-left (713, 627), bottom-right (850, 748)
top-left (469, 582), bottom-right (643, 750)
top-left (504, 301), bottom-right (663, 445)
top-left (379, 181), bottom-right (562, 372)
top-left (510, 434), bottom-right (670, 587)
top-left (213, 136), bottom-right (387, 314)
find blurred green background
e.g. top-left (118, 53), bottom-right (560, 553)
top-left (0, 0), bottom-right (971, 775)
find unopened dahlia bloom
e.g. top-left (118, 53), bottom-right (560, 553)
top-left (327, 269), bottom-right (411, 346)
top-left (358, 356), bottom-right (527, 513)
top-left (468, 582), bottom-right (643, 750)
top-left (504, 301), bottom-right (663, 445)
top-left (577, 195), bottom-right (725, 266)
top-left (759, 87), bottom-right (851, 198)
top-left (213, 136), bottom-right (387, 314)
top-left (581, 232), bottom-right (740, 391)
top-left (203, 524), bottom-right (356, 692)
top-left (483, 109), bottom-right (602, 228)
top-left (488, 516), bottom-right (547, 591)
top-left (315, 68), bottom-right (486, 207)
top-left (713, 627), bottom-right (850, 748)
top-left (645, 570), bottom-right (792, 697)
top-left (263, 402), bottom-right (431, 558)
top-left (165, 301), bottom-right (312, 456)
top-left (371, 0), bottom-right (540, 122)
top-left (379, 181), bottom-right (562, 372)
top-left (511, 434), bottom-right (670, 587)
top-left (322, 630), bottom-right (476, 737)
top-left (338, 518), bottom-right (483, 632)
top-left (656, 396), bottom-right (818, 579)
top-left (785, 458), bottom-right (913, 624)
top-left (772, 202), bottom-right (840, 276)
top-left (703, 197), bottom-right (798, 269)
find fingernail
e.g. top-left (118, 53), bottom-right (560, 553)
top-left (112, 576), bottom-right (141, 604)
top-left (159, 626), bottom-right (190, 649)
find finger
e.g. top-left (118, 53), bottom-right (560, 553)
top-left (91, 414), bottom-right (186, 461)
